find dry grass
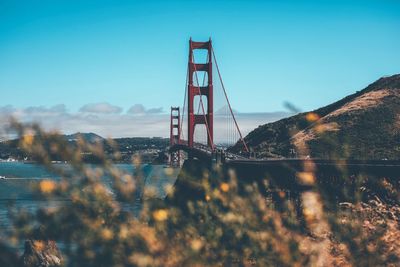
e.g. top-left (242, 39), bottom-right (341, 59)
top-left (1, 121), bottom-right (399, 267)
top-left (327, 89), bottom-right (395, 118)
top-left (291, 89), bottom-right (397, 153)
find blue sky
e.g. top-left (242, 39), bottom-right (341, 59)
top-left (0, 0), bottom-right (399, 137)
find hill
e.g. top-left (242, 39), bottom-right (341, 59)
top-left (64, 132), bottom-right (104, 143)
top-left (0, 133), bottom-right (169, 163)
top-left (231, 74), bottom-right (400, 159)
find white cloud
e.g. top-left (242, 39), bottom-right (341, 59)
top-left (146, 107), bottom-right (163, 114)
top-left (0, 104), bottom-right (291, 142)
top-left (79, 102), bottom-right (122, 114)
top-left (127, 104), bottom-right (146, 115)
top-left (0, 105), bottom-right (16, 114)
top-left (127, 104), bottom-right (163, 115)
top-left (24, 104), bottom-right (68, 117)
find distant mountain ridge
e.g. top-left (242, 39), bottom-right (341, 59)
top-left (64, 132), bottom-right (104, 143)
top-left (231, 74), bottom-right (400, 159)
top-left (0, 133), bottom-right (169, 162)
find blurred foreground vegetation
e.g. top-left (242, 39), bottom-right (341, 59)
top-left (0, 121), bottom-right (399, 267)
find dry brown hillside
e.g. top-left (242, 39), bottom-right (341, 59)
top-left (231, 74), bottom-right (400, 159)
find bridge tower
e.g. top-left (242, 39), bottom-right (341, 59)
top-left (188, 38), bottom-right (214, 149)
top-left (169, 107), bottom-right (181, 166)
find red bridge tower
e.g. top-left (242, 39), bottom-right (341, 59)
top-left (169, 107), bottom-right (181, 165)
top-left (188, 38), bottom-right (214, 149)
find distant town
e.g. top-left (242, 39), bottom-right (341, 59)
top-left (0, 132), bottom-right (170, 164)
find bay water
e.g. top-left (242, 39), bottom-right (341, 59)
top-left (0, 162), bottom-right (179, 251)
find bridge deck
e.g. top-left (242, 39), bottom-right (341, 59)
top-left (171, 144), bottom-right (400, 167)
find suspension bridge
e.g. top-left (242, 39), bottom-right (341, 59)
top-left (169, 38), bottom-right (249, 165)
top-left (167, 38), bottom-right (400, 201)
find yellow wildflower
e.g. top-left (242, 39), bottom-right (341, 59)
top-left (220, 183), bottom-right (230, 192)
top-left (191, 239), bottom-right (203, 251)
top-left (22, 134), bottom-right (34, 146)
top-left (33, 241), bottom-right (45, 251)
top-left (296, 172), bottom-right (316, 185)
top-left (39, 180), bottom-right (56, 194)
top-left (305, 112), bottom-right (319, 122)
top-left (101, 228), bottom-right (114, 241)
top-left (153, 209), bottom-right (168, 221)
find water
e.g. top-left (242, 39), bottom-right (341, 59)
top-left (0, 162), bottom-right (179, 245)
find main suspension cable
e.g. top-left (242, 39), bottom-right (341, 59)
top-left (179, 66), bottom-right (188, 142)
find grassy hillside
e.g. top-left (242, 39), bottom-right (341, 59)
top-left (231, 74), bottom-right (400, 159)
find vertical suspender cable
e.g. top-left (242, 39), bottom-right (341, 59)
top-left (212, 47), bottom-right (249, 153)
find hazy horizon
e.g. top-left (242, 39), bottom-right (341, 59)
top-left (0, 107), bottom-right (293, 141)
